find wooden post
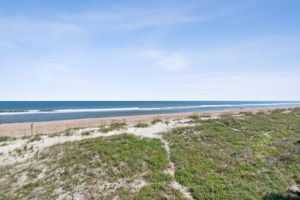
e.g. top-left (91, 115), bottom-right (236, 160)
top-left (31, 123), bottom-right (34, 136)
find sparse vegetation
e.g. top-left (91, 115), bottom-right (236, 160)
top-left (0, 136), bottom-right (14, 143)
top-left (81, 130), bottom-right (93, 136)
top-left (1, 108), bottom-right (300, 199)
top-left (134, 123), bottom-right (149, 128)
top-left (27, 135), bottom-right (42, 143)
top-left (63, 128), bottom-right (80, 136)
top-left (163, 108), bottom-right (300, 200)
top-left (151, 119), bottom-right (163, 125)
top-left (99, 123), bottom-right (127, 133)
top-left (187, 115), bottom-right (200, 121)
top-left (48, 132), bottom-right (62, 138)
top-left (0, 134), bottom-right (188, 199)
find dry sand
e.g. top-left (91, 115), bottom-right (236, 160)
top-left (0, 106), bottom-right (298, 137)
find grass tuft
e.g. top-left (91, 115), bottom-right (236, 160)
top-left (0, 136), bottom-right (15, 143)
top-left (151, 119), bottom-right (163, 125)
top-left (28, 135), bottom-right (42, 143)
top-left (99, 123), bottom-right (127, 133)
top-left (134, 123), bottom-right (149, 128)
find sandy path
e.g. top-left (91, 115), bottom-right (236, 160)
top-left (160, 136), bottom-right (194, 199)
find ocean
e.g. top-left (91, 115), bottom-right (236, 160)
top-left (0, 101), bottom-right (299, 124)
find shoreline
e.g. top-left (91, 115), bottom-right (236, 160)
top-left (0, 106), bottom-right (299, 137)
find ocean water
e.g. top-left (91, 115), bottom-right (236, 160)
top-left (0, 101), bottom-right (299, 124)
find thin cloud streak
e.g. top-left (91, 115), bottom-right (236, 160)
top-left (0, 1), bottom-right (250, 35)
top-left (138, 50), bottom-right (189, 71)
top-left (163, 71), bottom-right (300, 100)
top-left (59, 2), bottom-right (248, 31)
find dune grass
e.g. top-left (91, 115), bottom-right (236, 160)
top-left (134, 123), bottom-right (149, 128)
top-left (163, 108), bottom-right (300, 200)
top-left (0, 134), bottom-right (187, 200)
top-left (99, 122), bottom-right (127, 133)
top-left (27, 135), bottom-right (42, 143)
top-left (151, 119), bottom-right (163, 125)
top-left (0, 136), bottom-right (15, 143)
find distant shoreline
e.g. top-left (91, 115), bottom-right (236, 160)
top-left (0, 106), bottom-right (299, 137)
top-left (1, 101), bottom-right (299, 124)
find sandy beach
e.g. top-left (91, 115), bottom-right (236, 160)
top-left (0, 106), bottom-right (298, 137)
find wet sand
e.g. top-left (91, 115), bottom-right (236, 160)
top-left (0, 106), bottom-right (298, 137)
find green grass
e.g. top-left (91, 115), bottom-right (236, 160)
top-left (0, 134), bottom-right (188, 199)
top-left (0, 136), bottom-right (14, 143)
top-left (151, 119), bottom-right (163, 125)
top-left (188, 115), bottom-right (200, 120)
top-left (27, 135), bottom-right (42, 143)
top-left (48, 132), bottom-right (62, 138)
top-left (134, 123), bottom-right (149, 128)
top-left (81, 130), bottom-right (94, 136)
top-left (63, 128), bottom-right (80, 136)
top-left (99, 123), bottom-right (127, 133)
top-left (163, 108), bottom-right (300, 200)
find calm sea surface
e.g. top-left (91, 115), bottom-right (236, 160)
top-left (0, 101), bottom-right (299, 123)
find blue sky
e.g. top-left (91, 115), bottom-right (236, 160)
top-left (0, 0), bottom-right (299, 100)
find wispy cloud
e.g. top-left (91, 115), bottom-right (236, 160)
top-left (161, 71), bottom-right (300, 100)
top-left (0, 17), bottom-right (84, 50)
top-left (176, 36), bottom-right (300, 72)
top-left (0, 17), bottom-right (82, 36)
top-left (32, 63), bottom-right (71, 80)
top-left (59, 2), bottom-right (247, 31)
top-left (138, 50), bottom-right (189, 71)
top-left (11, 0), bottom-right (249, 33)
top-left (181, 72), bottom-right (299, 89)
top-left (58, 4), bottom-right (200, 31)
top-left (0, 0), bottom-right (252, 49)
